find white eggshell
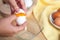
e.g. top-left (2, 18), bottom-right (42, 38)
top-left (16, 16), bottom-right (26, 25)
top-left (24, 0), bottom-right (33, 8)
top-left (17, 9), bottom-right (25, 14)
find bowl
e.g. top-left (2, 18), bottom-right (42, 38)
top-left (49, 9), bottom-right (60, 29)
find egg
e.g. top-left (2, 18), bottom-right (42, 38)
top-left (54, 17), bottom-right (60, 26)
top-left (52, 11), bottom-right (60, 20)
top-left (24, 0), bottom-right (33, 8)
top-left (15, 9), bottom-right (26, 25)
top-left (57, 8), bottom-right (60, 12)
top-left (16, 16), bottom-right (26, 25)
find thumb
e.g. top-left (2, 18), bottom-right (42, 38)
top-left (7, 15), bottom-right (16, 22)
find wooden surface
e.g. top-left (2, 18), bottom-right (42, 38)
top-left (0, 32), bottom-right (47, 40)
top-left (32, 32), bottom-right (47, 40)
top-left (27, 13), bottom-right (47, 40)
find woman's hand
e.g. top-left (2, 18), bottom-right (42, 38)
top-left (0, 15), bottom-right (27, 37)
top-left (7, 0), bottom-right (27, 13)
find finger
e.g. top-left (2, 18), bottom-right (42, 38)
top-left (10, 6), bottom-right (15, 14)
top-left (20, 0), bottom-right (27, 12)
top-left (7, 15), bottom-right (16, 22)
top-left (8, 0), bottom-right (19, 11)
top-left (17, 22), bottom-right (27, 31)
top-left (22, 22), bottom-right (27, 27)
top-left (14, 22), bottom-right (27, 32)
top-left (10, 22), bottom-right (27, 34)
top-left (0, 33), bottom-right (14, 37)
top-left (18, 0), bottom-right (27, 12)
top-left (17, 25), bottom-right (25, 31)
top-left (11, 25), bottom-right (25, 33)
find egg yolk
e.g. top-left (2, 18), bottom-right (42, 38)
top-left (15, 13), bottom-right (26, 17)
top-left (52, 8), bottom-right (60, 20)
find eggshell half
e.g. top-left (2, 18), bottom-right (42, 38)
top-left (16, 16), bottom-right (26, 25)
